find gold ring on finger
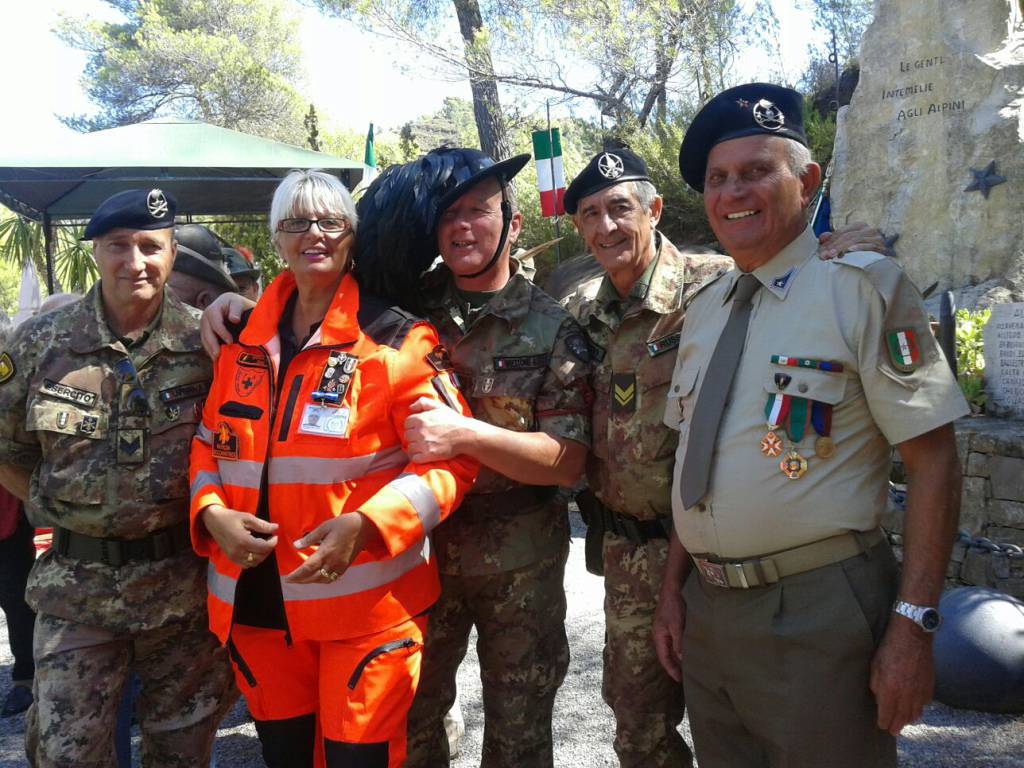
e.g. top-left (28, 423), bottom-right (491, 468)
top-left (319, 567), bottom-right (339, 582)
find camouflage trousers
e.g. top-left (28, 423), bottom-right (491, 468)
top-left (602, 533), bottom-right (692, 768)
top-left (406, 546), bottom-right (570, 768)
top-left (25, 611), bottom-right (236, 768)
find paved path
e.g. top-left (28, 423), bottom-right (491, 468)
top-left (2, 514), bottom-right (1022, 766)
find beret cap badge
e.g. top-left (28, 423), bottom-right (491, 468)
top-left (147, 189), bottom-right (169, 218)
top-left (597, 153), bottom-right (625, 180)
top-left (752, 99), bottom-right (785, 131)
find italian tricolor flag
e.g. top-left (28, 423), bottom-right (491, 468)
top-left (532, 128), bottom-right (565, 217)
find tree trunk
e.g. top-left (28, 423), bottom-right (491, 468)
top-left (451, 0), bottom-right (510, 160)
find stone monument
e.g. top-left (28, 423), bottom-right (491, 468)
top-left (830, 0), bottom-right (1024, 304)
top-left (984, 302), bottom-right (1024, 416)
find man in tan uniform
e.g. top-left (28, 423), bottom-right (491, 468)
top-left (654, 83), bottom-right (968, 767)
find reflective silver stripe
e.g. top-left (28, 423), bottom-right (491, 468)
top-left (190, 470), bottom-right (223, 499)
top-left (281, 536), bottom-right (431, 602)
top-left (389, 473), bottom-right (442, 533)
top-left (219, 460), bottom-right (263, 489)
top-left (195, 424), bottom-right (214, 445)
top-left (268, 447), bottom-right (407, 486)
top-left (207, 564), bottom-right (238, 605)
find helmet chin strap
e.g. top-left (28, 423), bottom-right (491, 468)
top-left (460, 181), bottom-right (512, 280)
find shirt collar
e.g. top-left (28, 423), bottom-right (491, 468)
top-left (70, 284), bottom-right (200, 354)
top-left (722, 225), bottom-right (817, 304)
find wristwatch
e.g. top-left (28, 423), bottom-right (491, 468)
top-left (892, 600), bottom-right (942, 633)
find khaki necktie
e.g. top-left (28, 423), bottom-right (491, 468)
top-left (679, 273), bottom-right (761, 509)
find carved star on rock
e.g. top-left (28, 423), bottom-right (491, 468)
top-left (964, 161), bottom-right (1007, 199)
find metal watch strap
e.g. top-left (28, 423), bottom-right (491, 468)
top-left (892, 600), bottom-right (941, 632)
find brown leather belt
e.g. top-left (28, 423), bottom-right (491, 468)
top-left (53, 522), bottom-right (192, 567)
top-left (691, 527), bottom-right (886, 589)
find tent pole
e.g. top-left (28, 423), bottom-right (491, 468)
top-left (42, 213), bottom-right (55, 295)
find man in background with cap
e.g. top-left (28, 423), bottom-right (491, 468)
top-left (223, 245), bottom-right (261, 301)
top-left (558, 147), bottom-right (730, 768)
top-left (0, 188), bottom-right (234, 766)
top-left (654, 83), bottom-right (967, 767)
top-left (168, 223), bottom-right (239, 310)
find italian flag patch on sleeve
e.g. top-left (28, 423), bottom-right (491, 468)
top-left (886, 328), bottom-right (921, 372)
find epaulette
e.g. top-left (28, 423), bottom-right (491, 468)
top-left (683, 266), bottom-right (730, 309)
top-left (357, 292), bottom-right (423, 350)
top-left (833, 250), bottom-right (914, 309)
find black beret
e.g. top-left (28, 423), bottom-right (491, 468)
top-left (223, 246), bottom-right (260, 280)
top-left (82, 188), bottom-right (177, 240)
top-left (564, 147), bottom-right (651, 214)
top-left (679, 83), bottom-right (808, 192)
top-left (432, 148), bottom-right (531, 222)
top-left (173, 224), bottom-right (237, 292)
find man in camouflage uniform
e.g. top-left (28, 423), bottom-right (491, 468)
top-left (394, 148), bottom-right (592, 767)
top-left (558, 148), bottom-right (731, 768)
top-left (0, 189), bottom-right (234, 767)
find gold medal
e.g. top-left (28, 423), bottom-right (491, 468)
top-left (815, 436), bottom-right (836, 459)
top-left (779, 450), bottom-right (808, 480)
top-left (760, 431), bottom-right (783, 457)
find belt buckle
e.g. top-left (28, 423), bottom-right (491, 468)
top-left (695, 558), bottom-right (730, 588)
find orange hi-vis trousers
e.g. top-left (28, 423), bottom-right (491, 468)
top-left (228, 615), bottom-right (426, 768)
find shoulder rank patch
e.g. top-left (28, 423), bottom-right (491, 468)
top-left (0, 353), bottom-right (13, 384)
top-left (160, 381), bottom-right (210, 404)
top-left (236, 351), bottom-right (268, 369)
top-left (564, 333), bottom-right (591, 363)
top-left (42, 378), bottom-right (97, 407)
top-left (611, 372), bottom-right (636, 413)
top-left (886, 328), bottom-right (921, 373)
top-left (647, 332), bottom-right (681, 358)
top-left (493, 354), bottom-right (549, 371)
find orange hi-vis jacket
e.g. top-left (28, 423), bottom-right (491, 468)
top-left (189, 271), bottom-right (477, 643)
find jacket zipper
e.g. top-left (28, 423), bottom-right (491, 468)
top-left (347, 638), bottom-right (417, 690)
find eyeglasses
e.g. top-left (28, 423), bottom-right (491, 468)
top-left (277, 217), bottom-right (349, 234)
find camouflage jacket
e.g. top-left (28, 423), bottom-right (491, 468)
top-left (561, 234), bottom-right (731, 521)
top-left (0, 285), bottom-right (211, 631)
top-left (421, 262), bottom-right (592, 575)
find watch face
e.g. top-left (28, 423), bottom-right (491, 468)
top-left (921, 608), bottom-right (941, 632)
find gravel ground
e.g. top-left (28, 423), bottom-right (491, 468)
top-left (2, 513), bottom-right (1023, 766)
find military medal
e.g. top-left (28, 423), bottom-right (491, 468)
top-left (779, 450), bottom-right (807, 480)
top-left (760, 431), bottom-right (783, 457)
top-left (815, 436), bottom-right (836, 459)
top-left (810, 400), bottom-right (836, 459)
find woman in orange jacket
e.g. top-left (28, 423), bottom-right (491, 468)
top-left (189, 170), bottom-right (477, 768)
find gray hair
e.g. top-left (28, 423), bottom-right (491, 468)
top-left (269, 169), bottom-right (358, 244)
top-left (783, 140), bottom-right (815, 179)
top-left (631, 180), bottom-right (659, 212)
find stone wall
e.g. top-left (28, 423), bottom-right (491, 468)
top-left (884, 416), bottom-right (1024, 597)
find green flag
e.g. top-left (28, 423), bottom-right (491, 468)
top-left (364, 123), bottom-right (376, 168)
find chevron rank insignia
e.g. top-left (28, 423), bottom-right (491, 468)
top-left (611, 372), bottom-right (636, 413)
top-left (117, 429), bottom-right (145, 465)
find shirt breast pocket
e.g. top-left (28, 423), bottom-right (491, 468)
top-left (27, 397), bottom-right (109, 504)
top-left (471, 372), bottom-right (538, 432)
top-left (762, 365), bottom-right (848, 406)
top-left (150, 395), bottom-right (204, 501)
top-left (667, 360), bottom-right (701, 428)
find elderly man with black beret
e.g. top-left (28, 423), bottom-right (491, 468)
top-left (654, 83), bottom-right (968, 767)
top-left (0, 189), bottom-right (234, 767)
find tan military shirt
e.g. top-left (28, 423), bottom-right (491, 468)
top-left (665, 226), bottom-right (969, 558)
top-left (422, 262), bottom-right (592, 575)
top-left (0, 285), bottom-right (212, 631)
top-left (562, 234), bottom-right (731, 520)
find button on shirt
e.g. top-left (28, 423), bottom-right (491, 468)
top-left (664, 227), bottom-right (969, 559)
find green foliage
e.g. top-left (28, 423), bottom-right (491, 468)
top-left (956, 307), bottom-right (990, 413)
top-left (803, 100), bottom-right (837, 166)
top-left (59, 0), bottom-right (307, 144)
top-left (0, 209), bottom-right (98, 295)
